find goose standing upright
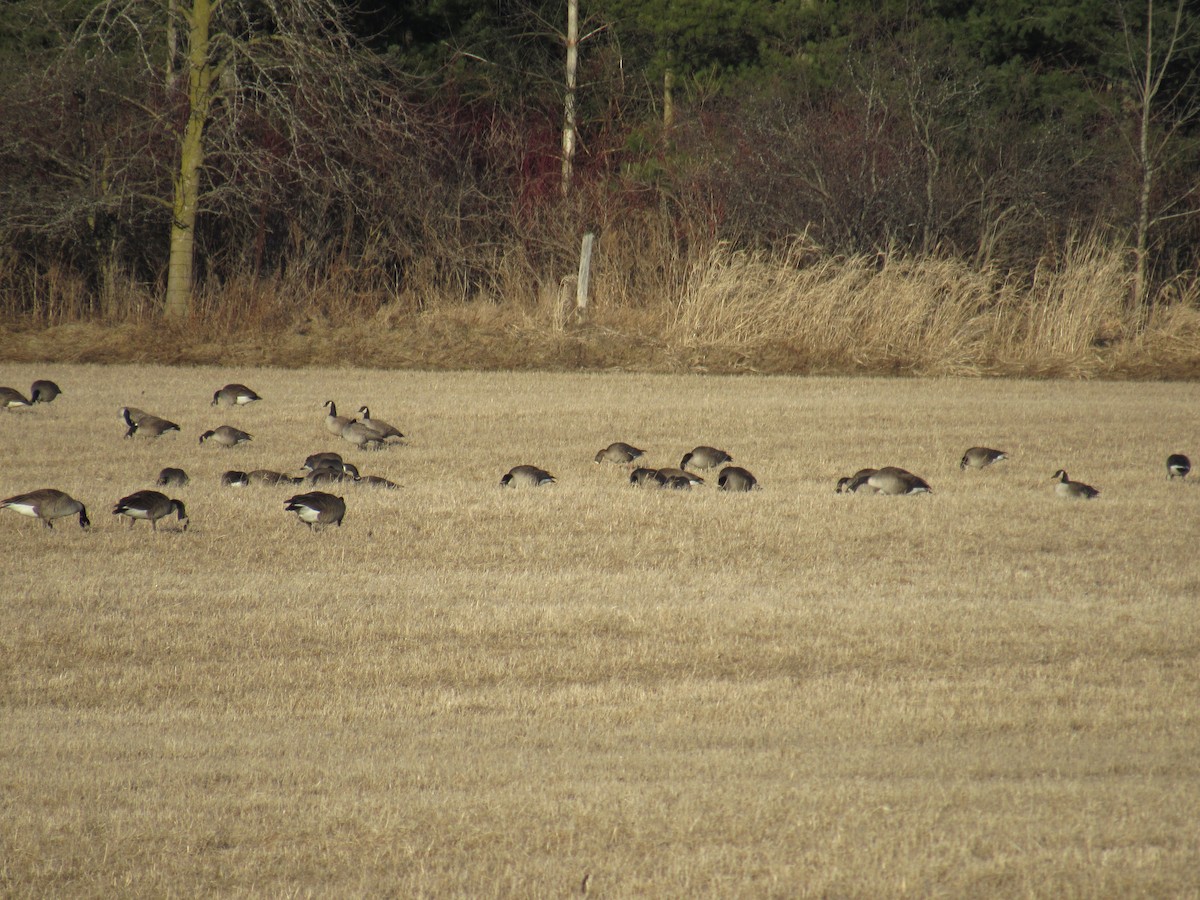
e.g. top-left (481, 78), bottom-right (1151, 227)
top-left (323, 401), bottom-right (351, 436)
top-left (357, 407), bottom-right (404, 441)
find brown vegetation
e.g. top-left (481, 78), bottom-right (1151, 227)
top-left (3, 238), bottom-right (1200, 377)
top-left (1, 365), bottom-right (1199, 895)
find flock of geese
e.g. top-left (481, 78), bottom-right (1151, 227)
top-left (1, 377), bottom-right (1195, 533)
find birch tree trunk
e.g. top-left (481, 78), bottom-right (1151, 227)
top-left (561, 0), bottom-right (578, 197)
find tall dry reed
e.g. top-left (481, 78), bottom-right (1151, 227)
top-left (667, 235), bottom-right (1163, 375)
top-left (2, 232), bottom-right (1198, 377)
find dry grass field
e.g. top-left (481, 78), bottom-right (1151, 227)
top-left (1, 363), bottom-right (1198, 897)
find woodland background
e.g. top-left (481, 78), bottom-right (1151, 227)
top-left (1, 1), bottom-right (1199, 374)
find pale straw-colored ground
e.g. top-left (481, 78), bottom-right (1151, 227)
top-left (1, 364), bottom-right (1198, 896)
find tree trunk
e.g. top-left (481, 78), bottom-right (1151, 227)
top-left (663, 67), bottom-right (675, 132)
top-left (560, 0), bottom-right (578, 198)
top-left (164, 0), bottom-right (215, 320)
top-left (1132, 0), bottom-right (1157, 310)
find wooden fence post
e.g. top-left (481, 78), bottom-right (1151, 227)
top-left (576, 232), bottom-right (595, 315)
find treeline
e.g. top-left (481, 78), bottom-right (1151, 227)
top-left (0, 0), bottom-right (1197, 328)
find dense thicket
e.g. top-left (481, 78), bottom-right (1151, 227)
top-left (0, 0), bottom-right (1197, 323)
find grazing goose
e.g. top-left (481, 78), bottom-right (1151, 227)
top-left (0, 489), bottom-right (90, 529)
top-left (112, 490), bottom-right (189, 531)
top-left (664, 475), bottom-right (694, 490)
top-left (1, 387), bottom-right (32, 410)
top-left (357, 475), bottom-right (400, 489)
top-left (656, 467), bottom-right (704, 485)
top-left (248, 469), bottom-right (302, 486)
top-left (323, 400), bottom-right (351, 436)
top-left (836, 468), bottom-right (879, 494)
top-left (303, 451), bottom-right (344, 472)
top-left (221, 470), bottom-right (250, 487)
top-left (595, 442), bottom-right (646, 465)
top-left (30, 380), bottom-right (62, 403)
top-left (199, 426), bottom-right (252, 447)
top-left (340, 419), bottom-right (387, 450)
top-left (120, 407), bottom-right (149, 425)
top-left (1052, 469), bottom-right (1099, 499)
top-left (123, 409), bottom-right (180, 438)
top-left (212, 383), bottom-right (262, 407)
top-left (357, 407), bottom-right (404, 441)
top-left (630, 467), bottom-right (667, 487)
top-left (717, 466), bottom-right (759, 491)
top-left (961, 447), bottom-right (1008, 470)
top-left (500, 465), bottom-right (556, 488)
top-left (307, 468), bottom-right (354, 485)
top-left (284, 491), bottom-right (346, 529)
top-left (156, 467), bottom-right (190, 487)
top-left (867, 466), bottom-right (932, 496)
top-left (306, 459), bottom-right (360, 481)
top-left (1167, 454), bottom-right (1191, 479)
top-left (681, 446), bottom-right (732, 471)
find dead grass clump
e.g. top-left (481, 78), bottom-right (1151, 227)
top-left (667, 237), bottom-right (1172, 376)
top-left (996, 235), bottom-right (1134, 374)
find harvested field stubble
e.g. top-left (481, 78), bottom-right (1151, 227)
top-left (1, 364), bottom-right (1198, 896)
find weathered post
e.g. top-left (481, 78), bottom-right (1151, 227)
top-left (576, 232), bottom-right (595, 315)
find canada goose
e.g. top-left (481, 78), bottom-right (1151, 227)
top-left (357, 407), bottom-right (404, 440)
top-left (123, 408), bottom-right (180, 438)
top-left (357, 475), bottom-right (400, 489)
top-left (221, 470), bottom-right (250, 487)
top-left (112, 490), bottom-right (189, 531)
top-left (284, 491), bottom-right (346, 529)
top-left (681, 446), bottom-right (732, 471)
top-left (1, 387), bottom-right (32, 410)
top-left (199, 426), bottom-right (252, 447)
top-left (120, 407), bottom-right (150, 426)
top-left (303, 451), bottom-right (344, 472)
top-left (307, 468), bottom-right (354, 485)
top-left (836, 468), bottom-right (879, 494)
top-left (30, 380), bottom-right (62, 403)
top-left (961, 447), bottom-right (1008, 470)
top-left (156, 467), bottom-right (190, 487)
top-left (212, 383), bottom-right (262, 407)
top-left (1052, 469), bottom-right (1099, 499)
top-left (306, 460), bottom-right (360, 480)
top-left (867, 466), bottom-right (932, 496)
top-left (500, 465), bottom-right (556, 488)
top-left (717, 466), bottom-right (759, 491)
top-left (248, 469), bottom-right (302, 486)
top-left (0, 489), bottom-right (90, 529)
top-left (656, 467), bottom-right (704, 485)
top-left (630, 467), bottom-right (667, 487)
top-left (340, 419), bottom-right (387, 450)
top-left (595, 442), bottom-right (645, 465)
top-left (1167, 454), bottom-right (1191, 479)
top-left (323, 400), bottom-right (351, 435)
